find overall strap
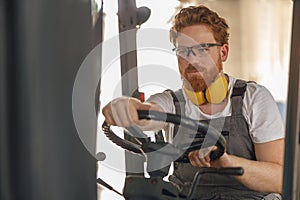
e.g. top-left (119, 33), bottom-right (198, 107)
top-left (154, 89), bottom-right (186, 142)
top-left (165, 89), bottom-right (186, 138)
top-left (150, 90), bottom-right (185, 177)
top-left (231, 79), bottom-right (247, 116)
top-left (166, 89), bottom-right (186, 116)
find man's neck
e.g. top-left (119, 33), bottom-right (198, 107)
top-left (198, 97), bottom-right (228, 115)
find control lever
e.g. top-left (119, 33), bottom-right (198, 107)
top-left (97, 178), bottom-right (123, 197)
top-left (187, 167), bottom-right (244, 200)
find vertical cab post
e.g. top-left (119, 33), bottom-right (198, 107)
top-left (117, 0), bottom-right (150, 175)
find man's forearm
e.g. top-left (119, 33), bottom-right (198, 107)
top-left (227, 155), bottom-right (283, 194)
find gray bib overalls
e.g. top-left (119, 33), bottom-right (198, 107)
top-left (167, 80), bottom-right (279, 200)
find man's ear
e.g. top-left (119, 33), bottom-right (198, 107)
top-left (220, 44), bottom-right (229, 62)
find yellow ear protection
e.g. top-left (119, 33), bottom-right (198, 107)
top-left (184, 75), bottom-right (228, 105)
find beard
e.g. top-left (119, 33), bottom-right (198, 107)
top-left (180, 57), bottom-right (223, 92)
top-left (182, 68), bottom-right (207, 92)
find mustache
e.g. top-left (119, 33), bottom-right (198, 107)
top-left (185, 64), bottom-right (206, 73)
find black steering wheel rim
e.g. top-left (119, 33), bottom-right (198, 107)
top-left (102, 110), bottom-right (226, 162)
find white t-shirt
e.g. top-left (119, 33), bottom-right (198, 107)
top-left (147, 75), bottom-right (285, 144)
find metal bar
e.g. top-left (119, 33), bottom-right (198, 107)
top-left (282, 0), bottom-right (300, 199)
top-left (0, 0), bottom-right (13, 199)
top-left (118, 0), bottom-right (145, 175)
top-left (117, 0), bottom-right (150, 175)
top-left (93, 0), bottom-right (104, 114)
top-left (118, 0), bottom-right (140, 98)
top-left (0, 0), bottom-right (98, 199)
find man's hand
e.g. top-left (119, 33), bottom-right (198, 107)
top-left (102, 96), bottom-right (164, 129)
top-left (188, 146), bottom-right (230, 168)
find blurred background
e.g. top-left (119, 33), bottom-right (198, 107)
top-left (96, 0), bottom-right (293, 199)
top-left (0, 0), bottom-right (294, 200)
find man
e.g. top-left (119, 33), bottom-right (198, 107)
top-left (102, 5), bottom-right (284, 199)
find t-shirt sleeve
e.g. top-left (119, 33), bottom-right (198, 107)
top-left (243, 83), bottom-right (285, 143)
top-left (146, 91), bottom-right (175, 114)
top-left (146, 91), bottom-right (176, 141)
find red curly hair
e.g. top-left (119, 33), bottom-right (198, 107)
top-left (170, 5), bottom-right (229, 46)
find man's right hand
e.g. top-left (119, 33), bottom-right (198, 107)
top-left (102, 97), bottom-right (163, 129)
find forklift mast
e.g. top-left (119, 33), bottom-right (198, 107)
top-left (117, 0), bottom-right (150, 175)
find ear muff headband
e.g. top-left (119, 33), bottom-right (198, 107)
top-left (184, 75), bottom-right (228, 105)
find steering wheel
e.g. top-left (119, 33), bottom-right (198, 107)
top-left (102, 109), bottom-right (226, 163)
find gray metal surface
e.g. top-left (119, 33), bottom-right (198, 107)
top-left (0, 0), bottom-right (98, 199)
top-left (118, 0), bottom-right (150, 175)
top-left (283, 0), bottom-right (300, 199)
